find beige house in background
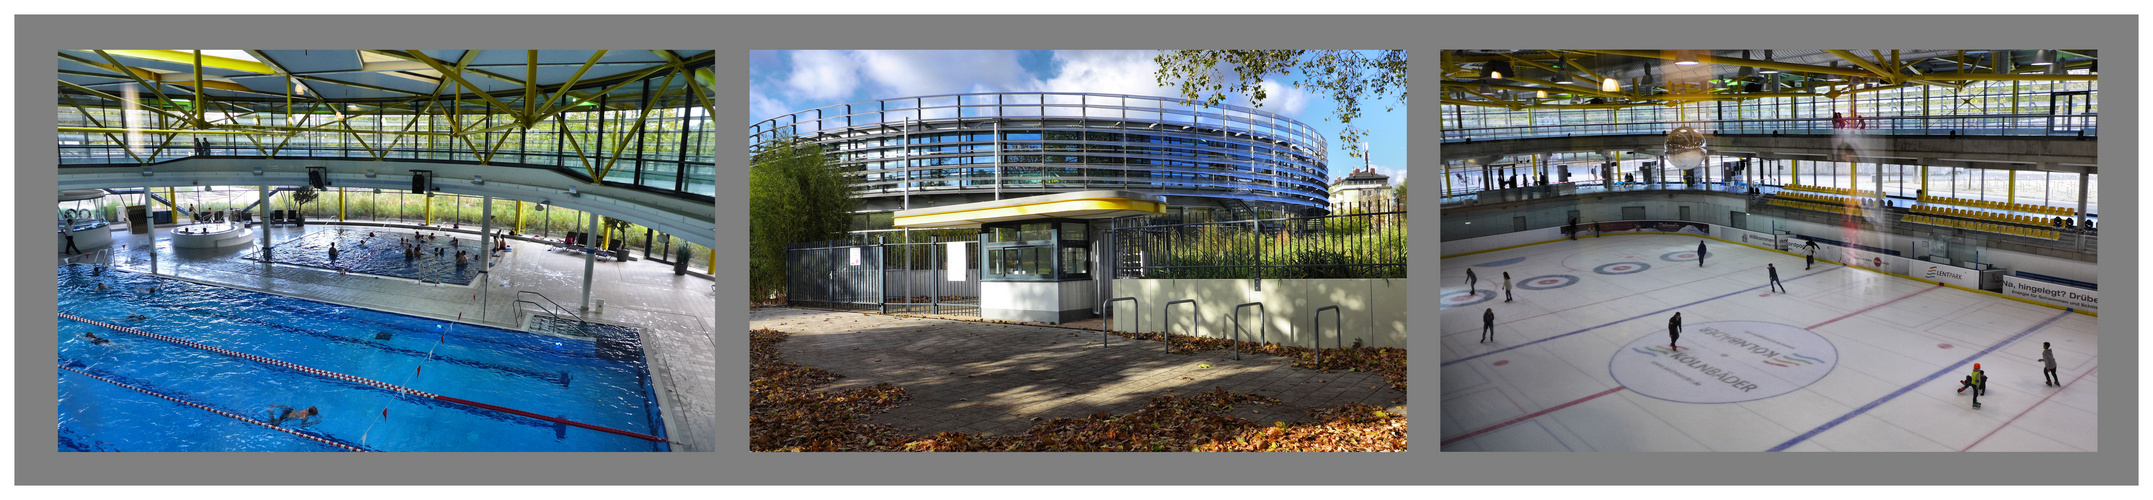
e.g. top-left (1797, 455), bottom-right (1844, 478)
top-left (1329, 168), bottom-right (1394, 211)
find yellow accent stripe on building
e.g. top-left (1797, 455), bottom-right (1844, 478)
top-left (894, 198), bottom-right (1165, 228)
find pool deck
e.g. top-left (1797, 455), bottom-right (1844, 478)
top-left (77, 222), bottom-right (715, 452)
top-left (751, 307), bottom-right (1405, 436)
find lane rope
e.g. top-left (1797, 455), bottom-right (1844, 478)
top-left (59, 362), bottom-right (371, 452)
top-left (58, 312), bottom-right (666, 443)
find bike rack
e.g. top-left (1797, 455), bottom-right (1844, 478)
top-left (1164, 299), bottom-right (1196, 354)
top-left (1100, 297), bottom-right (1137, 348)
top-left (1231, 301), bottom-right (1265, 360)
top-left (1313, 305), bottom-right (1341, 367)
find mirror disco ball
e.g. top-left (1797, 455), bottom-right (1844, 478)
top-left (1665, 126), bottom-right (1708, 169)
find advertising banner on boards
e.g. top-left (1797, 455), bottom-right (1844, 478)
top-left (1918, 262), bottom-right (1984, 289)
top-left (2002, 276), bottom-right (2098, 313)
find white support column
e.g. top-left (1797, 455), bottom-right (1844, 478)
top-left (479, 196), bottom-right (493, 271)
top-left (580, 210), bottom-right (599, 313)
top-left (479, 196), bottom-right (493, 323)
top-left (258, 184), bottom-right (271, 254)
top-left (142, 184), bottom-right (157, 278)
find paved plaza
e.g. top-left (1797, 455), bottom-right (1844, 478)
top-left (71, 222), bottom-right (716, 451)
top-left (751, 307), bottom-right (1405, 436)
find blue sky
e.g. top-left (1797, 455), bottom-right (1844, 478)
top-left (749, 50), bottom-right (1408, 184)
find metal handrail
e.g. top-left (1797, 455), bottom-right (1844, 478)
top-left (1313, 305), bottom-right (1342, 367)
top-left (1231, 302), bottom-right (1265, 361)
top-left (513, 300), bottom-right (569, 332)
top-left (517, 290), bottom-right (586, 324)
top-left (1164, 299), bottom-right (1197, 354)
top-left (1101, 297), bottom-right (1138, 348)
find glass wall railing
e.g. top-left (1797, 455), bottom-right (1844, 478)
top-left (1442, 114), bottom-right (2098, 142)
top-left (57, 145), bottom-right (716, 199)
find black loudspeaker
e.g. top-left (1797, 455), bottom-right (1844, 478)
top-left (307, 169), bottom-right (326, 189)
top-left (411, 172), bottom-right (427, 194)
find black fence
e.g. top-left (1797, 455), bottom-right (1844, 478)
top-left (1110, 201), bottom-right (1407, 280)
top-left (785, 234), bottom-right (982, 316)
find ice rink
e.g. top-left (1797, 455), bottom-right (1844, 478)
top-left (1439, 234), bottom-right (2097, 451)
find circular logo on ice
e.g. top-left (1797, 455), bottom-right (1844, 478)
top-left (1517, 274), bottom-right (1580, 290)
top-left (1609, 321), bottom-right (1838, 404)
top-left (1594, 262), bottom-right (1651, 275)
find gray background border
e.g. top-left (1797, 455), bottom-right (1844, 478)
top-left (14, 14), bottom-right (2135, 485)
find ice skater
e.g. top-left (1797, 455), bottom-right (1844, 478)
top-left (1957, 363), bottom-right (1987, 408)
top-left (1466, 268), bottom-right (1478, 293)
top-left (1569, 215), bottom-right (1580, 240)
top-left (1697, 240), bottom-right (1707, 267)
top-left (1804, 239), bottom-right (1820, 270)
top-left (2036, 342), bottom-right (2060, 386)
top-left (1481, 308), bottom-right (1496, 343)
top-left (1502, 272), bottom-right (1513, 302)
top-left (1767, 263), bottom-right (1786, 293)
top-left (1668, 312), bottom-right (1683, 349)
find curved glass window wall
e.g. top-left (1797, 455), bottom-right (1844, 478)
top-left (749, 93), bottom-right (1332, 212)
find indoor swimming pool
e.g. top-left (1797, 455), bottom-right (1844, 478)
top-left (55, 266), bottom-right (669, 452)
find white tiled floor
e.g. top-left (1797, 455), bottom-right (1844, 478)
top-left (1439, 234), bottom-right (2097, 452)
top-left (71, 223), bottom-right (715, 451)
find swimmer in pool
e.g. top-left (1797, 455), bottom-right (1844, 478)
top-left (266, 405), bottom-right (321, 427)
top-left (95, 283), bottom-right (111, 291)
top-left (125, 313), bottom-right (148, 321)
top-left (82, 332), bottom-right (112, 345)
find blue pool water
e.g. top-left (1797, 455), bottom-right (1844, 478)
top-left (55, 266), bottom-right (668, 452)
top-left (244, 228), bottom-right (490, 285)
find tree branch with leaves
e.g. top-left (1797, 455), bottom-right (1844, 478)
top-left (1154, 50), bottom-right (1407, 156)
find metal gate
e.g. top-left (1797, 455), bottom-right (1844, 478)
top-left (784, 236), bottom-right (980, 317)
top-left (882, 237), bottom-right (981, 317)
top-left (784, 241), bottom-right (883, 310)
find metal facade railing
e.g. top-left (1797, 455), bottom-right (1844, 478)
top-left (1441, 114), bottom-right (2098, 143)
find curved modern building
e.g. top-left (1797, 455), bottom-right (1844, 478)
top-left (749, 92), bottom-right (1332, 218)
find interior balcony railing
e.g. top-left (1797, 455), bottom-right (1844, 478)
top-left (56, 145), bottom-right (717, 199)
top-left (1441, 114), bottom-right (2098, 143)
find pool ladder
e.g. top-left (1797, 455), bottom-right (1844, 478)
top-left (515, 290), bottom-right (588, 336)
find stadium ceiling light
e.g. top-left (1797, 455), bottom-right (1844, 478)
top-left (2030, 49), bottom-right (2056, 66)
top-left (1758, 50), bottom-right (1780, 74)
top-left (1536, 90), bottom-right (1549, 99)
top-left (1552, 56), bottom-right (1575, 85)
top-left (1674, 50), bottom-right (1700, 66)
top-left (1601, 78), bottom-right (1621, 92)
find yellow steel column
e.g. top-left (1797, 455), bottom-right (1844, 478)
top-left (705, 245), bottom-right (715, 275)
top-left (1920, 165), bottom-right (1929, 199)
top-left (338, 187), bottom-right (346, 221)
top-left (1849, 162), bottom-right (1856, 193)
top-left (1791, 160), bottom-right (1799, 185)
top-left (1441, 163), bottom-right (1450, 196)
top-left (598, 215), bottom-right (611, 249)
top-left (513, 200), bottom-right (525, 234)
top-left (424, 195), bottom-right (433, 225)
top-left (2008, 170), bottom-right (2017, 205)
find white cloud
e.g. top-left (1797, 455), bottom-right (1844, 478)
top-left (782, 51), bottom-right (861, 102)
top-left (855, 50), bottom-right (1033, 98)
top-left (748, 89), bottom-right (791, 123)
top-left (1253, 81), bottom-right (1312, 116)
top-left (1369, 163), bottom-right (1409, 182)
top-left (1032, 50), bottom-right (1170, 96)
